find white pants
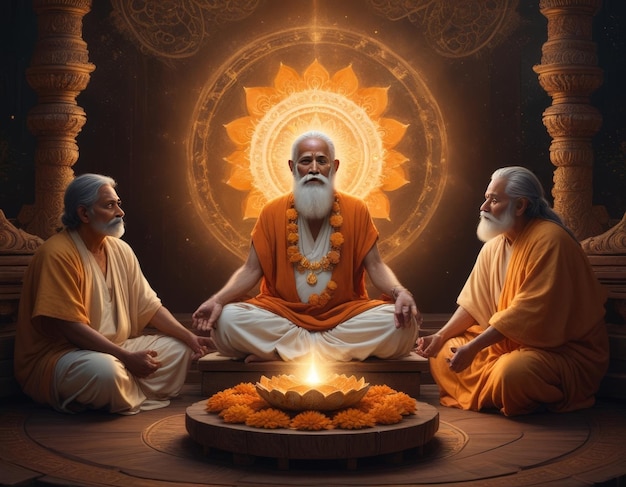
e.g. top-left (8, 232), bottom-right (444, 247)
top-left (53, 334), bottom-right (192, 415)
top-left (212, 303), bottom-right (419, 362)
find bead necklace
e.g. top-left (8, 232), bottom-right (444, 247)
top-left (286, 194), bottom-right (344, 306)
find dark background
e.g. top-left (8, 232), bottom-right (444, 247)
top-left (1, 1), bottom-right (624, 315)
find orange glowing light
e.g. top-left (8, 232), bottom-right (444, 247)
top-left (305, 361), bottom-right (322, 385)
top-left (224, 60), bottom-right (411, 220)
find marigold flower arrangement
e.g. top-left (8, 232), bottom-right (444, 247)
top-left (219, 404), bottom-right (254, 423)
top-left (290, 411), bottom-right (334, 431)
top-left (333, 408), bottom-right (376, 430)
top-left (368, 402), bottom-right (404, 425)
top-left (205, 381), bottom-right (418, 431)
top-left (206, 390), bottom-right (253, 412)
top-left (245, 408), bottom-right (291, 429)
top-left (367, 384), bottom-right (397, 397)
top-left (287, 195), bottom-right (343, 306)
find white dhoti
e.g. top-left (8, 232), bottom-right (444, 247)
top-left (212, 303), bottom-right (418, 362)
top-left (53, 334), bottom-right (192, 414)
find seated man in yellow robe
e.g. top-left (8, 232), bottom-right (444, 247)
top-left (416, 166), bottom-right (609, 416)
top-left (192, 131), bottom-right (421, 363)
top-left (15, 174), bottom-right (213, 414)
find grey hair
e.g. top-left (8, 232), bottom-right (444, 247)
top-left (491, 166), bottom-right (577, 240)
top-left (291, 130), bottom-right (336, 162)
top-left (61, 174), bottom-right (117, 230)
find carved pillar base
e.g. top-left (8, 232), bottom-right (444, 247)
top-left (582, 214), bottom-right (626, 400)
top-left (0, 211), bottom-right (43, 326)
top-left (0, 211), bottom-right (42, 397)
top-left (583, 211), bottom-right (626, 316)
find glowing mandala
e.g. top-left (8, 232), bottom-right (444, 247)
top-left (187, 28), bottom-right (448, 262)
top-left (224, 60), bottom-right (409, 220)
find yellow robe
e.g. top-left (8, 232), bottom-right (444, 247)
top-left (14, 230), bottom-right (162, 407)
top-left (247, 192), bottom-right (389, 331)
top-left (430, 219), bottom-right (610, 415)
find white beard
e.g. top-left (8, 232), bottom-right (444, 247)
top-left (293, 170), bottom-right (335, 220)
top-left (476, 205), bottom-right (514, 243)
top-left (93, 216), bottom-right (125, 238)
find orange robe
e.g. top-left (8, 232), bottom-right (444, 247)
top-left (246, 192), bottom-right (389, 331)
top-left (430, 219), bottom-right (610, 415)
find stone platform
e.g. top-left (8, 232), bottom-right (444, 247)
top-left (197, 352), bottom-right (430, 398)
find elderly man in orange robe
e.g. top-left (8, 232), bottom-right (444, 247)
top-left (416, 166), bottom-right (609, 416)
top-left (193, 130), bottom-right (421, 363)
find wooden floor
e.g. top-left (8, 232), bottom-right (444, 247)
top-left (1, 381), bottom-right (626, 487)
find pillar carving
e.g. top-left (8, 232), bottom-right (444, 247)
top-left (533, 0), bottom-right (603, 240)
top-left (582, 211), bottom-right (626, 323)
top-left (19, 0), bottom-right (95, 239)
top-left (0, 211), bottom-right (44, 326)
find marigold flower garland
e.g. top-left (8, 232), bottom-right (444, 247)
top-left (205, 382), bottom-right (418, 431)
top-left (287, 195), bottom-right (343, 306)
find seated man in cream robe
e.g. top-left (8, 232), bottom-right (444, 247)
top-left (14, 174), bottom-right (213, 414)
top-left (416, 166), bottom-right (609, 416)
top-left (192, 131), bottom-right (421, 363)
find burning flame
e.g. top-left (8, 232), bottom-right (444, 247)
top-left (305, 361), bottom-right (321, 385)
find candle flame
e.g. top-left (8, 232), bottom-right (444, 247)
top-left (305, 361), bottom-right (321, 385)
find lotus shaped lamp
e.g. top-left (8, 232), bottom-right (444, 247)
top-left (255, 373), bottom-right (370, 411)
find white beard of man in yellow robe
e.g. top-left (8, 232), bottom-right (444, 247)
top-left (91, 214), bottom-right (125, 239)
top-left (476, 203), bottom-right (515, 243)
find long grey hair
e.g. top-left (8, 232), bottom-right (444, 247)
top-left (61, 174), bottom-right (117, 230)
top-left (491, 166), bottom-right (577, 241)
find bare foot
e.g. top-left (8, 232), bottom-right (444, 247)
top-left (244, 353), bottom-right (278, 363)
top-left (245, 354), bottom-right (264, 363)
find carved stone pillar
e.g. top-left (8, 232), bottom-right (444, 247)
top-left (533, 0), bottom-right (603, 240)
top-left (20, 0), bottom-right (95, 239)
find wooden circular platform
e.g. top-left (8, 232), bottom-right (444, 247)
top-left (185, 400), bottom-right (439, 468)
